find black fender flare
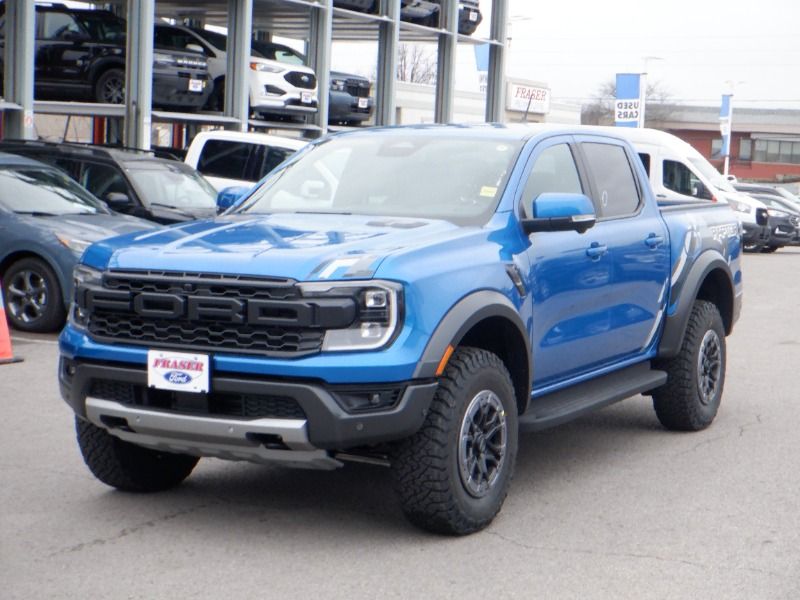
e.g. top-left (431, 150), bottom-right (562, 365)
top-left (413, 290), bottom-right (532, 407)
top-left (88, 58), bottom-right (125, 87)
top-left (657, 250), bottom-right (735, 359)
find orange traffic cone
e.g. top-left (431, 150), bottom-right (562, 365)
top-left (0, 285), bottom-right (23, 365)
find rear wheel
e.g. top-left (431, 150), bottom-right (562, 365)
top-left (653, 300), bottom-right (726, 431)
top-left (392, 347), bottom-right (518, 535)
top-left (76, 417), bottom-right (199, 492)
top-left (2, 257), bottom-right (64, 332)
top-left (94, 68), bottom-right (125, 104)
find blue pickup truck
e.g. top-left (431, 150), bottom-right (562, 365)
top-left (59, 124), bottom-right (742, 535)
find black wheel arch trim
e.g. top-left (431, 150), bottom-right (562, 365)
top-left (413, 290), bottom-right (532, 410)
top-left (89, 59), bottom-right (125, 86)
top-left (657, 250), bottom-right (735, 359)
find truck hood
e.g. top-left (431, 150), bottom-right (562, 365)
top-left (83, 212), bottom-right (475, 281)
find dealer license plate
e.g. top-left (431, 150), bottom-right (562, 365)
top-left (358, 97), bottom-right (369, 109)
top-left (301, 91), bottom-right (313, 104)
top-left (188, 79), bottom-right (204, 93)
top-left (147, 349), bottom-right (209, 394)
top-left (469, 10), bottom-right (479, 22)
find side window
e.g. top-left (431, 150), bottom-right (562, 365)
top-left (522, 143), bottom-right (582, 203)
top-left (638, 153), bottom-right (651, 175)
top-left (258, 147), bottom-right (296, 179)
top-left (40, 13), bottom-right (83, 41)
top-left (80, 163), bottom-right (132, 201)
top-left (581, 142), bottom-right (640, 219)
top-left (663, 159), bottom-right (707, 198)
top-left (155, 27), bottom-right (203, 54)
top-left (197, 140), bottom-right (255, 181)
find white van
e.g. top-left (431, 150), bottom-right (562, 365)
top-left (184, 130), bottom-right (307, 191)
top-left (607, 127), bottom-right (770, 250)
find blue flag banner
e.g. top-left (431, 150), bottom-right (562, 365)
top-left (615, 73), bottom-right (642, 128)
top-left (719, 94), bottom-right (733, 157)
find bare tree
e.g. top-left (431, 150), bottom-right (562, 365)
top-left (582, 79), bottom-right (674, 126)
top-left (396, 43), bottom-right (437, 85)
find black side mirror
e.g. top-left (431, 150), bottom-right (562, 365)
top-left (521, 192), bottom-right (597, 235)
top-left (104, 192), bottom-right (134, 212)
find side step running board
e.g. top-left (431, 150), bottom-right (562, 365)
top-left (519, 362), bottom-right (667, 432)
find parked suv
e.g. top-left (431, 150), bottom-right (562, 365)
top-left (250, 40), bottom-right (373, 125)
top-left (153, 24), bottom-right (318, 119)
top-left (334, 1), bottom-right (482, 35)
top-left (0, 5), bottom-right (212, 111)
top-left (0, 140), bottom-right (218, 224)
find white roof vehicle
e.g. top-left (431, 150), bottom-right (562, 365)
top-left (184, 130), bottom-right (307, 191)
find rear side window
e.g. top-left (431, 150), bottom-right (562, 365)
top-left (259, 147), bottom-right (296, 179)
top-left (197, 140), bottom-right (254, 181)
top-left (581, 142), bottom-right (640, 219)
top-left (522, 143), bottom-right (582, 202)
top-left (663, 159), bottom-right (702, 197)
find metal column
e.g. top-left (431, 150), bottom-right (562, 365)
top-left (434, 0), bottom-right (458, 123)
top-left (308, 1), bottom-right (332, 135)
top-left (485, 0), bottom-right (508, 123)
top-left (3, 0), bottom-right (35, 139)
top-left (124, 0), bottom-right (154, 149)
top-left (375, 0), bottom-right (400, 126)
top-left (225, 0), bottom-right (253, 132)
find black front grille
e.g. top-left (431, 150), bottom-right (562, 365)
top-left (89, 379), bottom-right (306, 420)
top-left (284, 71), bottom-right (316, 89)
top-left (345, 79), bottom-right (370, 98)
top-left (84, 271), bottom-right (325, 356)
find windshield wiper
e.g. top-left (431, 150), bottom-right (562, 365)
top-left (14, 210), bottom-right (60, 217)
top-left (148, 202), bottom-right (203, 218)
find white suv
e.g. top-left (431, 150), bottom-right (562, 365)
top-left (154, 24), bottom-right (318, 119)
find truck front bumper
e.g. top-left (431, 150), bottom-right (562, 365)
top-left (59, 358), bottom-right (437, 466)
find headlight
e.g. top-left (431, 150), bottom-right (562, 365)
top-left (70, 265), bottom-right (103, 330)
top-left (331, 79), bottom-right (346, 92)
top-left (767, 208), bottom-right (789, 218)
top-left (728, 200), bottom-right (752, 214)
top-left (57, 235), bottom-right (93, 256)
top-left (299, 280), bottom-right (402, 351)
top-left (250, 62), bottom-right (283, 73)
top-left (153, 52), bottom-right (177, 67)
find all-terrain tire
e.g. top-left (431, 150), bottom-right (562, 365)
top-left (392, 347), bottom-right (518, 535)
top-left (652, 300), bottom-right (726, 431)
top-left (2, 257), bottom-right (65, 332)
top-left (76, 417), bottom-right (199, 492)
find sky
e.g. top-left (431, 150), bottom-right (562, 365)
top-left (497, 0), bottom-right (800, 109)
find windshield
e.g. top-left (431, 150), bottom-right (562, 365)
top-left (0, 167), bottom-right (109, 215)
top-left (251, 41), bottom-right (305, 65)
top-left (687, 156), bottom-right (736, 192)
top-left (75, 12), bottom-right (126, 44)
top-left (238, 133), bottom-right (522, 226)
top-left (125, 162), bottom-right (218, 209)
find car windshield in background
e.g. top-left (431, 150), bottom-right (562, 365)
top-left (125, 162), bottom-right (218, 209)
top-left (239, 134), bottom-right (522, 226)
top-left (0, 167), bottom-right (109, 215)
top-left (74, 12), bottom-right (126, 43)
top-left (250, 41), bottom-right (305, 65)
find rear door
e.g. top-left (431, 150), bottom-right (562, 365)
top-left (575, 136), bottom-right (670, 363)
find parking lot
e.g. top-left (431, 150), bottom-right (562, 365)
top-left (1, 250), bottom-right (798, 599)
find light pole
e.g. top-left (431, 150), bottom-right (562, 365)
top-left (639, 56), bottom-right (663, 128)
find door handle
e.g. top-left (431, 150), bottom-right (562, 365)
top-left (585, 242), bottom-right (608, 259)
top-left (645, 233), bottom-right (665, 248)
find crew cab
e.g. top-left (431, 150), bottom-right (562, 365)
top-left (59, 124), bottom-right (742, 536)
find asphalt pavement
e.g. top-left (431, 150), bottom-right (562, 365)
top-left (1, 250), bottom-right (799, 599)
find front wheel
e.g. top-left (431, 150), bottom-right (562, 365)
top-left (392, 347), bottom-right (518, 535)
top-left (94, 68), bottom-right (125, 104)
top-left (2, 257), bottom-right (64, 332)
top-left (76, 418), bottom-right (199, 492)
top-left (652, 300), bottom-right (726, 431)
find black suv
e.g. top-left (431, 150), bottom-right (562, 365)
top-left (0, 5), bottom-right (212, 111)
top-left (0, 140), bottom-right (219, 224)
